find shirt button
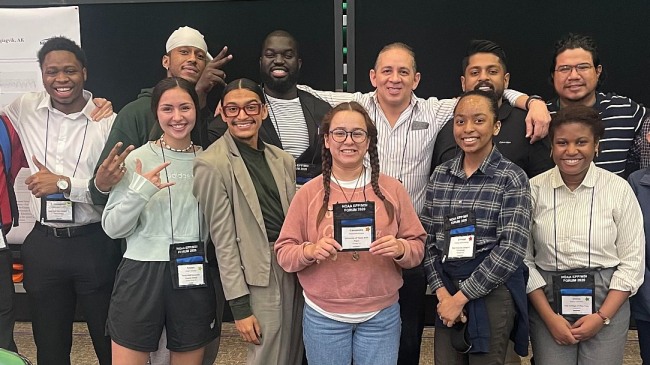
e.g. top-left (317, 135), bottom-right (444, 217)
top-left (236, 237), bottom-right (241, 243)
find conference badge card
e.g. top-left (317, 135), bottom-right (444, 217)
top-left (333, 202), bottom-right (375, 251)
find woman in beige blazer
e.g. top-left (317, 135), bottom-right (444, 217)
top-left (192, 79), bottom-right (302, 365)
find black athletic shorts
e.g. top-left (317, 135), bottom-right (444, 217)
top-left (107, 258), bottom-right (218, 352)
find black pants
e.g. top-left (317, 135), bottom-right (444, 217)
top-left (397, 263), bottom-right (427, 365)
top-left (0, 248), bottom-right (17, 352)
top-left (637, 319), bottom-right (650, 365)
top-left (21, 224), bottom-right (121, 365)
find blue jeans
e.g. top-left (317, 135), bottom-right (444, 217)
top-left (303, 301), bottom-right (401, 365)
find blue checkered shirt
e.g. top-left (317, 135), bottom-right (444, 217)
top-left (421, 146), bottom-right (531, 300)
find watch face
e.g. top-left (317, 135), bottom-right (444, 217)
top-left (57, 179), bottom-right (69, 190)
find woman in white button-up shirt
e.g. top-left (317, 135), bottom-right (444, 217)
top-left (524, 105), bottom-right (645, 365)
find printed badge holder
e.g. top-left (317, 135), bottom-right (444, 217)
top-left (552, 270), bottom-right (596, 322)
top-left (41, 193), bottom-right (75, 223)
top-left (296, 163), bottom-right (320, 185)
top-left (159, 145), bottom-right (207, 290)
top-left (333, 201), bottom-right (375, 252)
top-left (442, 211), bottom-right (477, 262)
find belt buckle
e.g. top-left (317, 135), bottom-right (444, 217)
top-left (53, 227), bottom-right (72, 238)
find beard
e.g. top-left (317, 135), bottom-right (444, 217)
top-left (260, 68), bottom-right (300, 95)
top-left (474, 81), bottom-right (504, 101)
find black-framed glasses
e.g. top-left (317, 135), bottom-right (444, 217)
top-left (555, 63), bottom-right (594, 74)
top-left (223, 103), bottom-right (263, 117)
top-left (329, 128), bottom-right (368, 143)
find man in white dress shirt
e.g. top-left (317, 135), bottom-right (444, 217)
top-left (1, 36), bottom-right (119, 365)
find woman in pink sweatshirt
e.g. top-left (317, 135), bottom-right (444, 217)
top-left (275, 101), bottom-right (425, 365)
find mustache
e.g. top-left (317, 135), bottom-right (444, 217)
top-left (474, 81), bottom-right (494, 90)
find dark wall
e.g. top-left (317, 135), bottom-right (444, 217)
top-left (74, 0), bottom-right (335, 111)
top-left (355, 0), bottom-right (650, 105)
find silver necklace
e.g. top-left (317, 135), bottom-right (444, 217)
top-left (160, 134), bottom-right (193, 152)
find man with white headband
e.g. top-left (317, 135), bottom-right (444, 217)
top-left (89, 26), bottom-right (231, 365)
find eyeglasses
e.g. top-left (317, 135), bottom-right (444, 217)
top-left (555, 63), bottom-right (594, 74)
top-left (223, 103), bottom-right (263, 117)
top-left (329, 128), bottom-right (368, 143)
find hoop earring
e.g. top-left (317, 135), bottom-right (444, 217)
top-left (549, 149), bottom-right (553, 158)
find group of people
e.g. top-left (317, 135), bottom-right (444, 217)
top-left (0, 24), bottom-right (647, 365)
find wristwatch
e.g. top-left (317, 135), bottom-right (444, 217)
top-left (56, 177), bottom-right (69, 192)
top-left (525, 95), bottom-right (544, 110)
top-left (596, 310), bottom-right (611, 325)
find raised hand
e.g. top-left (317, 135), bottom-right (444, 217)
top-left (135, 159), bottom-right (174, 189)
top-left (195, 46), bottom-right (233, 108)
top-left (95, 142), bottom-right (135, 192)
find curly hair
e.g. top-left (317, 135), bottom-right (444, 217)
top-left (316, 102), bottom-right (395, 226)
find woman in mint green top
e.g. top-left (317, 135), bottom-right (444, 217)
top-left (102, 77), bottom-right (217, 365)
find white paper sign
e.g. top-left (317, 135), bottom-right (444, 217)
top-left (0, 7), bottom-right (80, 244)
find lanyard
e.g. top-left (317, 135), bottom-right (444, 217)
top-left (374, 103), bottom-right (415, 184)
top-left (553, 187), bottom-right (595, 271)
top-left (159, 144), bottom-right (201, 244)
top-left (44, 110), bottom-right (88, 178)
top-left (331, 166), bottom-right (367, 203)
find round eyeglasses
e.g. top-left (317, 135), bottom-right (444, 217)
top-left (329, 129), bottom-right (368, 143)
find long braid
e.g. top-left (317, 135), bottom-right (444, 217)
top-left (316, 138), bottom-right (332, 227)
top-left (367, 133), bottom-right (395, 223)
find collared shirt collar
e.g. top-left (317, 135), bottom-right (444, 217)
top-left (36, 90), bottom-right (95, 120)
top-left (448, 145), bottom-right (501, 179)
top-left (550, 161), bottom-right (597, 189)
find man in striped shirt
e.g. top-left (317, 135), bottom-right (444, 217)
top-left (299, 42), bottom-right (551, 365)
top-left (547, 33), bottom-right (648, 177)
top-left (208, 31), bottom-right (332, 185)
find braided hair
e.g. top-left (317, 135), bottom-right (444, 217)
top-left (316, 102), bottom-right (395, 226)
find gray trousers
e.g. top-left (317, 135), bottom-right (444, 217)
top-left (434, 284), bottom-right (517, 365)
top-left (529, 267), bottom-right (630, 365)
top-left (245, 245), bottom-right (304, 365)
top-left (150, 265), bottom-right (226, 365)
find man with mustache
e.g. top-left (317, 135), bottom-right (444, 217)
top-left (209, 30), bottom-right (331, 186)
top-left (433, 40), bottom-right (554, 178)
top-left (546, 33), bottom-right (648, 177)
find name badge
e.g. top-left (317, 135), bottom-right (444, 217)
top-left (552, 271), bottom-right (596, 321)
top-left (40, 193), bottom-right (75, 223)
top-left (296, 163), bottom-right (320, 185)
top-left (333, 201), bottom-right (375, 251)
top-left (169, 242), bottom-right (207, 289)
top-left (443, 211), bottom-right (476, 262)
